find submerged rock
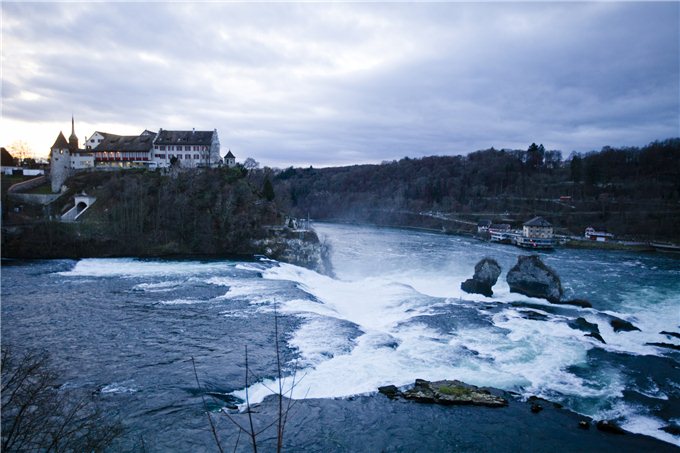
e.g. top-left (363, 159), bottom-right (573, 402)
top-left (568, 317), bottom-right (606, 344)
top-left (461, 258), bottom-right (502, 297)
top-left (609, 317), bottom-right (641, 333)
top-left (401, 379), bottom-right (508, 408)
top-left (660, 331), bottom-right (680, 340)
top-left (517, 309), bottom-right (549, 321)
top-left (660, 424), bottom-right (680, 435)
top-left (596, 420), bottom-right (626, 435)
top-left (557, 298), bottom-right (593, 308)
top-left (506, 255), bottom-right (563, 303)
top-left (646, 342), bottom-right (680, 351)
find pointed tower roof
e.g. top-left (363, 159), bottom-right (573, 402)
top-left (225, 150), bottom-right (235, 158)
top-left (69, 116), bottom-right (79, 151)
top-left (51, 132), bottom-right (69, 149)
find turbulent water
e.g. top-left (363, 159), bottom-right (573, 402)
top-left (2, 223), bottom-right (679, 450)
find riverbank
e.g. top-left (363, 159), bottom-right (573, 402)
top-left (564, 239), bottom-right (653, 252)
top-left (314, 219), bottom-right (678, 257)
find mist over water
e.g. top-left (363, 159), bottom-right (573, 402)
top-left (2, 223), bottom-right (679, 448)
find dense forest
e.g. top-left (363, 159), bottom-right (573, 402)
top-left (271, 139), bottom-right (680, 241)
top-left (2, 167), bottom-right (282, 258)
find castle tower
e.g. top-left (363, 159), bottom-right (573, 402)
top-left (68, 116), bottom-right (79, 152)
top-left (51, 131), bottom-right (71, 193)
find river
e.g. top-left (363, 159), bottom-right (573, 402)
top-left (2, 223), bottom-right (679, 450)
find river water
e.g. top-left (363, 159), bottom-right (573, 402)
top-left (2, 223), bottom-right (679, 450)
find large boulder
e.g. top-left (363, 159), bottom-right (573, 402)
top-left (461, 258), bottom-right (502, 297)
top-left (506, 255), bottom-right (563, 303)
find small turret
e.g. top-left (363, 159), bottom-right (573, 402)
top-left (68, 116), bottom-right (78, 152)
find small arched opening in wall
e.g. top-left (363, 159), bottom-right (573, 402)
top-left (76, 201), bottom-right (88, 214)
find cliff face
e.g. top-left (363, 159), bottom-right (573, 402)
top-left (252, 228), bottom-right (332, 276)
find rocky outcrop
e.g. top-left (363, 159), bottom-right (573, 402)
top-left (381, 379), bottom-right (507, 408)
top-left (461, 258), bottom-right (501, 297)
top-left (568, 317), bottom-right (605, 344)
top-left (252, 227), bottom-right (332, 275)
top-left (506, 255), bottom-right (563, 303)
top-left (377, 385), bottom-right (400, 399)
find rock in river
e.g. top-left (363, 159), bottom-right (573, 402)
top-left (568, 317), bottom-right (606, 344)
top-left (609, 317), bottom-right (641, 333)
top-left (401, 379), bottom-right (508, 408)
top-left (461, 258), bottom-right (502, 297)
top-left (506, 255), bottom-right (563, 303)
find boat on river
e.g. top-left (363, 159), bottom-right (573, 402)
top-left (650, 242), bottom-right (680, 253)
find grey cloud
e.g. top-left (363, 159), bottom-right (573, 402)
top-left (2, 2), bottom-right (678, 166)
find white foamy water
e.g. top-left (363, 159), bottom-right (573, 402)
top-left (232, 224), bottom-right (680, 446)
top-left (59, 258), bottom-right (234, 278)
top-left (133, 280), bottom-right (185, 292)
top-left (236, 263), bottom-right (606, 405)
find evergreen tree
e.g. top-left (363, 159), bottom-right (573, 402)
top-left (570, 154), bottom-right (582, 182)
top-left (263, 177), bottom-right (275, 201)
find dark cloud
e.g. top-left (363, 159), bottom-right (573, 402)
top-left (2, 2), bottom-right (678, 166)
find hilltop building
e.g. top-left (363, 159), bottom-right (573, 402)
top-left (49, 119), bottom-right (231, 192)
top-left (50, 117), bottom-right (95, 192)
top-left (225, 150), bottom-right (236, 168)
top-left (93, 131), bottom-right (156, 168)
top-left (85, 131), bottom-right (114, 149)
top-left (151, 128), bottom-right (220, 168)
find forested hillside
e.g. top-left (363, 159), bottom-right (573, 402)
top-left (273, 139), bottom-right (680, 241)
top-left (3, 167), bottom-right (281, 258)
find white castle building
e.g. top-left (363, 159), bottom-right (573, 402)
top-left (50, 118), bottom-right (233, 193)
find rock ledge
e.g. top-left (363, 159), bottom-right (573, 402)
top-left (379, 379), bottom-right (508, 408)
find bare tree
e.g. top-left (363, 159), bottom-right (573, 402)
top-left (9, 140), bottom-right (32, 164)
top-left (1, 346), bottom-right (123, 452)
top-left (196, 305), bottom-right (303, 452)
top-left (243, 158), bottom-right (260, 171)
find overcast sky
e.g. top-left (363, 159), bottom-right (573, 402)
top-left (2, 1), bottom-right (678, 167)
